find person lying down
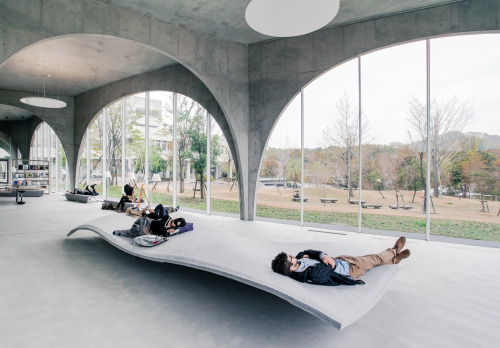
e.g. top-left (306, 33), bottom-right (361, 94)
top-left (271, 237), bottom-right (410, 286)
top-left (113, 205), bottom-right (187, 238)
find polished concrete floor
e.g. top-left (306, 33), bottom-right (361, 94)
top-left (1, 194), bottom-right (499, 347)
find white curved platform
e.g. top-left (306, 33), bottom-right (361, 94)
top-left (67, 213), bottom-right (403, 330)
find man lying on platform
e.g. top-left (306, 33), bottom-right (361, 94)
top-left (271, 237), bottom-right (410, 286)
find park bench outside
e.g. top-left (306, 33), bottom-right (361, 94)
top-left (348, 200), bottom-right (366, 204)
top-left (320, 198), bottom-right (337, 205)
top-left (362, 204), bottom-right (382, 209)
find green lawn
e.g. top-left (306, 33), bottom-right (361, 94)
top-left (93, 185), bottom-right (500, 242)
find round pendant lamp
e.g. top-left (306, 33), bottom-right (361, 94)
top-left (245, 0), bottom-right (340, 37)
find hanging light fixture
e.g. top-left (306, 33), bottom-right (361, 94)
top-left (20, 61), bottom-right (66, 109)
top-left (245, 0), bottom-right (340, 37)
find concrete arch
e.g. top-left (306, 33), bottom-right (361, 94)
top-left (1, 1), bottom-right (250, 217)
top-left (0, 131), bottom-right (16, 158)
top-left (72, 64), bottom-right (238, 200)
top-left (0, 91), bottom-right (73, 163)
top-left (0, 115), bottom-right (45, 160)
top-left (246, 0), bottom-right (500, 219)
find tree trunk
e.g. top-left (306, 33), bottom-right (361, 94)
top-left (179, 160), bottom-right (184, 193)
top-left (347, 149), bottom-right (353, 198)
top-left (419, 151), bottom-right (427, 213)
top-left (200, 175), bottom-right (205, 200)
top-left (433, 147), bottom-right (439, 197)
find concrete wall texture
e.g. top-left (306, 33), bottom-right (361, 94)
top-left (0, 0), bottom-right (499, 220)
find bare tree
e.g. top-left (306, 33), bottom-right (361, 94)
top-left (407, 96), bottom-right (472, 197)
top-left (322, 92), bottom-right (370, 198)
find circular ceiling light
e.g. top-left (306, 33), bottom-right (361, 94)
top-left (20, 97), bottom-right (67, 109)
top-left (245, 0), bottom-right (339, 37)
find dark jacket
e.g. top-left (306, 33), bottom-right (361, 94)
top-left (289, 250), bottom-right (364, 286)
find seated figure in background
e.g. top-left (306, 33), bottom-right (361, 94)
top-left (115, 184), bottom-right (136, 212)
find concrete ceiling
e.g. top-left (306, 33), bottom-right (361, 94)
top-left (104, 0), bottom-right (462, 44)
top-left (0, 105), bottom-right (33, 121)
top-left (0, 36), bottom-right (177, 97)
top-left (0, 0), bottom-right (462, 123)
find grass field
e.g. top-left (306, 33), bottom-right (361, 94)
top-left (92, 183), bottom-right (500, 242)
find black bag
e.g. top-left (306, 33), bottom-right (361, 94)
top-left (101, 202), bottom-right (113, 210)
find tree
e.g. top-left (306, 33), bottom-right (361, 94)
top-left (163, 95), bottom-right (205, 193)
top-left (407, 96), bottom-right (472, 197)
top-left (322, 93), bottom-right (370, 198)
top-left (185, 113), bottom-right (221, 199)
top-left (133, 145), bottom-right (167, 175)
top-left (459, 146), bottom-right (499, 203)
top-left (260, 151), bottom-right (280, 178)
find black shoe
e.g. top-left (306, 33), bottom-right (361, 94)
top-left (91, 184), bottom-right (96, 189)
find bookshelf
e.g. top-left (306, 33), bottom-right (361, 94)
top-left (11, 159), bottom-right (50, 194)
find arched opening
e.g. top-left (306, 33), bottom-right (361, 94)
top-left (78, 91), bottom-right (239, 216)
top-left (24, 122), bottom-right (68, 193)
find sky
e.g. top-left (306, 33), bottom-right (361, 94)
top-left (268, 33), bottom-right (500, 149)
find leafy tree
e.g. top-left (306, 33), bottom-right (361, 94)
top-left (260, 152), bottom-right (280, 178)
top-left (163, 94), bottom-right (205, 193)
top-left (133, 145), bottom-right (167, 175)
top-left (184, 113), bottom-right (221, 199)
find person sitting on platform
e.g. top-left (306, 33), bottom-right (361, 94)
top-left (271, 237), bottom-right (410, 286)
top-left (115, 184), bottom-right (136, 212)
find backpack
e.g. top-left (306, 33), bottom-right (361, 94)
top-left (101, 202), bottom-right (113, 210)
top-left (133, 235), bottom-right (168, 247)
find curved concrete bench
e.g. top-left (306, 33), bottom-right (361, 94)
top-left (67, 213), bottom-right (403, 330)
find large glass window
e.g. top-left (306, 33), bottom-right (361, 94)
top-left (148, 91), bottom-right (174, 206)
top-left (210, 116), bottom-right (240, 216)
top-left (360, 41), bottom-right (426, 236)
top-left (176, 95), bottom-right (207, 211)
top-left (429, 34), bottom-right (500, 241)
top-left (89, 113), bottom-right (103, 192)
top-left (30, 122), bottom-right (67, 193)
top-left (258, 34), bottom-right (500, 242)
top-left (257, 96), bottom-right (301, 224)
top-left (103, 100), bottom-right (123, 199)
top-left (77, 91), bottom-right (234, 216)
top-left (303, 59), bottom-right (360, 230)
